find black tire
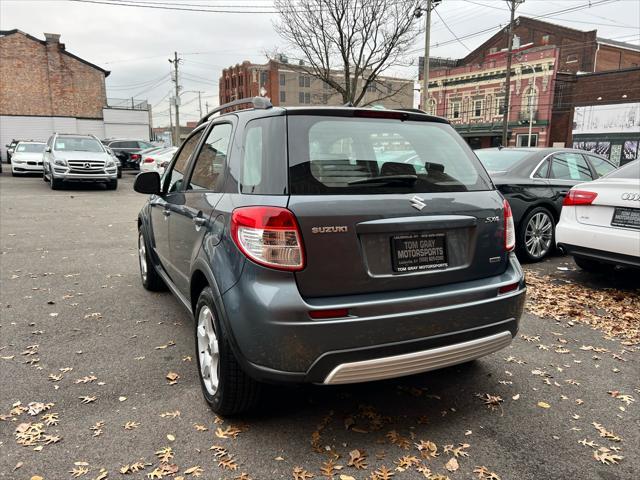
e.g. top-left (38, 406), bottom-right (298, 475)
top-left (517, 207), bottom-right (555, 263)
top-left (138, 231), bottom-right (166, 291)
top-left (50, 175), bottom-right (63, 190)
top-left (117, 169), bottom-right (122, 179)
top-left (106, 179), bottom-right (118, 190)
top-left (11, 171), bottom-right (19, 177)
top-left (195, 287), bottom-right (261, 416)
top-left (574, 256), bottom-right (610, 273)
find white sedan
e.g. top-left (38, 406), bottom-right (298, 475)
top-left (11, 141), bottom-right (46, 176)
top-left (139, 147), bottom-right (177, 175)
top-left (556, 160), bottom-right (640, 271)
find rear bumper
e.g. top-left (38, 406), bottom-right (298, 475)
top-left (558, 243), bottom-right (640, 269)
top-left (556, 217), bottom-right (640, 258)
top-left (221, 254), bottom-right (525, 384)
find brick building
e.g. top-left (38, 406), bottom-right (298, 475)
top-left (427, 45), bottom-right (558, 149)
top-left (422, 17), bottom-right (640, 150)
top-left (551, 67), bottom-right (640, 166)
top-left (219, 57), bottom-right (414, 109)
top-left (0, 30), bottom-right (151, 160)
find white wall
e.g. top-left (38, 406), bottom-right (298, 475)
top-left (1, 109), bottom-right (150, 160)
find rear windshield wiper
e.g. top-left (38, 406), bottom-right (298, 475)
top-left (348, 174), bottom-right (418, 186)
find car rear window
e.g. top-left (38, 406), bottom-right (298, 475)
top-left (288, 116), bottom-right (492, 194)
top-left (605, 160), bottom-right (639, 179)
top-left (474, 149), bottom-right (533, 171)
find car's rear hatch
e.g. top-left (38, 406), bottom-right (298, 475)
top-left (286, 109), bottom-right (508, 298)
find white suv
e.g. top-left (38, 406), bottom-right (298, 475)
top-left (43, 133), bottom-right (118, 190)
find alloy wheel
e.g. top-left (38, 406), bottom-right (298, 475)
top-left (197, 306), bottom-right (220, 395)
top-left (524, 212), bottom-right (553, 259)
top-left (138, 233), bottom-right (148, 283)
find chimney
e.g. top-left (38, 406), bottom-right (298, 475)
top-left (44, 33), bottom-right (64, 50)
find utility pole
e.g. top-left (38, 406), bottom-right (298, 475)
top-left (169, 51), bottom-right (182, 145)
top-left (168, 101), bottom-right (173, 146)
top-left (415, 0), bottom-right (441, 111)
top-left (205, 101), bottom-right (209, 114)
top-left (197, 91), bottom-right (203, 119)
top-left (501, 0), bottom-right (525, 147)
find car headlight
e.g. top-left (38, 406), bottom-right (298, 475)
top-left (106, 159), bottom-right (115, 168)
top-left (54, 158), bottom-right (67, 166)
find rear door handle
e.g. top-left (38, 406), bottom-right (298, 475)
top-left (162, 209), bottom-right (171, 217)
top-left (193, 216), bottom-right (206, 227)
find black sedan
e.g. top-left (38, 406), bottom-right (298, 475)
top-left (475, 147), bottom-right (617, 262)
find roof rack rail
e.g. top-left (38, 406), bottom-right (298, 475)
top-left (398, 108), bottom-right (427, 114)
top-left (197, 96), bottom-right (272, 127)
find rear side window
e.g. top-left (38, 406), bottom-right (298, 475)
top-left (187, 123), bottom-right (232, 191)
top-left (585, 154), bottom-right (615, 178)
top-left (550, 153), bottom-right (592, 181)
top-left (236, 116), bottom-right (287, 194)
top-left (533, 159), bottom-right (550, 178)
top-left (288, 116), bottom-right (491, 194)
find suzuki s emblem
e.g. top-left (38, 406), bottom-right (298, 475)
top-left (84, 162), bottom-right (91, 169)
top-left (410, 195), bottom-right (426, 211)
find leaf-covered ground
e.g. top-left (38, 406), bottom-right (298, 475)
top-left (1, 174), bottom-right (638, 480)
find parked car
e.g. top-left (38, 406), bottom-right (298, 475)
top-left (133, 98), bottom-right (526, 415)
top-left (43, 133), bottom-right (118, 190)
top-left (105, 147), bottom-right (122, 178)
top-left (139, 147), bottom-right (177, 175)
top-left (5, 139), bottom-right (20, 163)
top-left (474, 147), bottom-right (617, 262)
top-left (10, 141), bottom-right (46, 176)
top-left (556, 160), bottom-right (640, 271)
top-left (103, 139), bottom-right (156, 170)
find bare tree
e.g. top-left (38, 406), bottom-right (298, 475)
top-left (274, 0), bottom-right (420, 106)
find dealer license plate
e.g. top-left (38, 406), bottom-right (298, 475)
top-left (391, 233), bottom-right (448, 273)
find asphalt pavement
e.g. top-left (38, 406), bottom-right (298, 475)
top-left (1, 171), bottom-right (638, 480)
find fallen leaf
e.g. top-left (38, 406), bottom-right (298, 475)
top-left (445, 458), bottom-right (459, 472)
top-left (537, 401), bottom-right (551, 409)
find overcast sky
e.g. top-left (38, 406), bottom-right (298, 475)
top-left (2, 0), bottom-right (638, 127)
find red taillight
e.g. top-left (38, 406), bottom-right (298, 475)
top-left (143, 157), bottom-right (155, 163)
top-left (131, 154), bottom-right (141, 161)
top-left (498, 282), bottom-right (519, 295)
top-left (503, 199), bottom-right (515, 252)
top-left (563, 190), bottom-right (597, 206)
top-left (231, 206), bottom-right (305, 271)
top-left (309, 308), bottom-right (349, 319)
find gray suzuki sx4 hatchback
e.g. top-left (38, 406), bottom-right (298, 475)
top-left (134, 98), bottom-right (525, 415)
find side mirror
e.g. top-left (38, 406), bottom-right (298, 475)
top-left (45, 146), bottom-right (52, 153)
top-left (134, 171), bottom-right (161, 195)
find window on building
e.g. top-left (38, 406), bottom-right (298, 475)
top-left (489, 47), bottom-right (498, 54)
top-left (427, 99), bottom-right (437, 116)
top-left (280, 90), bottom-right (286, 103)
top-left (231, 77), bottom-right (236, 88)
top-left (279, 73), bottom-right (286, 86)
top-left (260, 71), bottom-right (268, 86)
top-left (516, 133), bottom-right (538, 147)
top-left (322, 93), bottom-right (329, 104)
top-left (299, 75), bottom-right (311, 88)
top-left (472, 99), bottom-right (484, 118)
top-left (566, 54), bottom-right (578, 64)
top-left (522, 87), bottom-right (537, 116)
top-left (387, 82), bottom-right (393, 94)
top-left (366, 82), bottom-right (376, 93)
top-left (299, 91), bottom-right (304, 104)
top-left (495, 97), bottom-right (505, 115)
top-left (305, 92), bottom-right (311, 104)
top-left (238, 75), bottom-right (243, 86)
top-left (542, 34), bottom-right (550, 45)
top-left (450, 101), bottom-right (461, 119)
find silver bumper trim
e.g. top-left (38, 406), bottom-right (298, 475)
top-left (323, 331), bottom-right (513, 385)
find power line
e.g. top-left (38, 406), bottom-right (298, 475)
top-left (69, 0), bottom-right (282, 13)
top-left (434, 8), bottom-right (471, 52)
